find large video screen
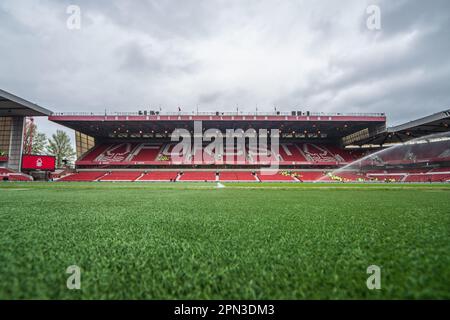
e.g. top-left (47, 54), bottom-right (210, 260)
top-left (21, 155), bottom-right (56, 171)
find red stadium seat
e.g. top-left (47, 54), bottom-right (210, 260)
top-left (279, 143), bottom-right (308, 163)
top-left (1, 168), bottom-right (33, 181)
top-left (79, 144), bottom-right (110, 162)
top-left (294, 171), bottom-right (326, 181)
top-left (429, 167), bottom-right (450, 173)
top-left (99, 171), bottom-right (143, 181)
top-left (6, 174), bottom-right (33, 181)
top-left (58, 171), bottom-right (109, 182)
top-left (130, 144), bottom-right (163, 162)
top-left (257, 171), bottom-right (296, 181)
top-left (219, 171), bottom-right (257, 181)
top-left (367, 174), bottom-right (406, 182)
top-left (137, 171), bottom-right (179, 181)
top-left (0, 167), bottom-right (13, 175)
top-left (76, 141), bottom-right (365, 166)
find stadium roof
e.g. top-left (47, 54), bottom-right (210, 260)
top-left (347, 109), bottom-right (450, 146)
top-left (0, 88), bottom-right (52, 117)
top-left (49, 112), bottom-right (386, 139)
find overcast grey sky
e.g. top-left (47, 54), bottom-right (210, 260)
top-left (1, 0), bottom-right (449, 137)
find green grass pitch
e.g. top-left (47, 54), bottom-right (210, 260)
top-left (1, 182), bottom-right (449, 299)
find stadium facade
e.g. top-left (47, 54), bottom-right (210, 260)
top-left (1, 88), bottom-right (449, 182)
top-left (49, 112), bottom-right (386, 168)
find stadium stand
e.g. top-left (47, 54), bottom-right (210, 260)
top-left (178, 171), bottom-right (217, 181)
top-left (296, 143), bottom-right (346, 164)
top-left (42, 109), bottom-right (449, 183)
top-left (331, 172), bottom-right (366, 181)
top-left (404, 173), bottom-right (450, 183)
top-left (75, 141), bottom-right (360, 166)
top-left (4, 89), bottom-right (448, 183)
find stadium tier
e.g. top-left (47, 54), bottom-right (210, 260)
top-left (366, 174), bottom-right (407, 182)
top-left (430, 167), bottom-right (450, 173)
top-left (2, 89), bottom-right (448, 183)
top-left (293, 171), bottom-right (325, 181)
top-left (6, 174), bottom-right (33, 181)
top-left (75, 141), bottom-right (363, 166)
top-left (363, 141), bottom-right (450, 166)
top-left (54, 168), bottom-right (450, 182)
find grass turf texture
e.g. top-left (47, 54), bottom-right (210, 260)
top-left (0, 182), bottom-right (449, 299)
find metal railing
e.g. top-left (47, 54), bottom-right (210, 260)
top-left (51, 111), bottom-right (386, 117)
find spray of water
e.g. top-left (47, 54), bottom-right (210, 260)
top-left (315, 131), bottom-right (450, 182)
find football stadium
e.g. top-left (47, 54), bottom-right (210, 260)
top-left (1, 2), bottom-right (450, 312)
top-left (1, 88), bottom-right (450, 300)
